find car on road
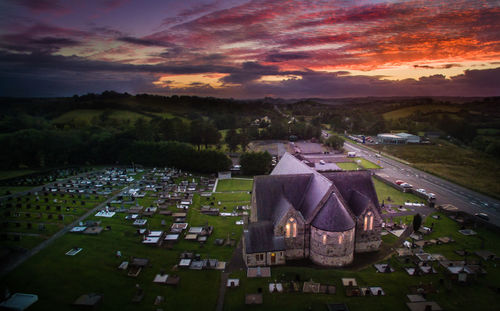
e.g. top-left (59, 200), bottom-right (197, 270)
top-left (474, 213), bottom-right (489, 221)
top-left (427, 193), bottom-right (436, 199)
top-left (400, 183), bottom-right (413, 189)
top-left (416, 188), bottom-right (427, 194)
top-left (395, 180), bottom-right (405, 185)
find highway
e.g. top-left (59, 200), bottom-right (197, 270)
top-left (342, 140), bottom-right (500, 227)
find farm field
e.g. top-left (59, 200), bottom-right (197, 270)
top-left (52, 109), bottom-right (152, 124)
top-left (382, 105), bottom-right (462, 120)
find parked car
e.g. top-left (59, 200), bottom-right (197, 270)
top-left (427, 193), bottom-right (436, 199)
top-left (395, 180), bottom-right (405, 185)
top-left (416, 188), bottom-right (427, 194)
top-left (474, 213), bottom-right (489, 221)
top-left (400, 183), bottom-right (413, 189)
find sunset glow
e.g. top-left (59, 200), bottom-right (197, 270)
top-left (1, 0), bottom-right (499, 97)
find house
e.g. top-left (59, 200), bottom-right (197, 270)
top-left (243, 153), bottom-right (382, 267)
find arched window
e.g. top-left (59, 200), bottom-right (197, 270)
top-left (286, 217), bottom-right (297, 238)
top-left (364, 212), bottom-right (374, 231)
top-left (338, 234), bottom-right (343, 244)
top-left (322, 234), bottom-right (327, 245)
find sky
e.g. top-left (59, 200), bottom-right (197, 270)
top-left (0, 0), bottom-right (499, 98)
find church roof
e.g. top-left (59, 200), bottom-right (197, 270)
top-left (244, 221), bottom-right (286, 254)
top-left (311, 192), bottom-right (355, 232)
top-left (249, 152), bottom-right (380, 247)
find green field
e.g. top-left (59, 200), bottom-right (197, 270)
top-left (372, 178), bottom-right (423, 206)
top-left (353, 157), bottom-right (381, 169)
top-left (52, 109), bottom-right (151, 124)
top-left (371, 140), bottom-right (500, 199)
top-left (216, 179), bottom-right (253, 192)
top-left (383, 105), bottom-right (461, 120)
top-left (0, 170), bottom-right (39, 181)
top-left (0, 186), bottom-right (35, 195)
top-left (336, 162), bottom-right (360, 170)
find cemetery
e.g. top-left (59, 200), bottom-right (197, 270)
top-left (0, 166), bottom-right (499, 311)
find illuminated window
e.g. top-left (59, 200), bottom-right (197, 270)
top-left (286, 217), bottom-right (297, 238)
top-left (322, 234), bottom-right (327, 245)
top-left (364, 212), bottom-right (373, 231)
top-left (338, 234), bottom-right (343, 244)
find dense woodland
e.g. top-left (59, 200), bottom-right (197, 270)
top-left (0, 93), bottom-right (499, 172)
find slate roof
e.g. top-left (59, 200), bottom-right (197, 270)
top-left (311, 192), bottom-right (355, 232)
top-left (271, 153), bottom-right (332, 220)
top-left (246, 153), bottom-right (380, 254)
top-left (253, 174), bottom-right (312, 222)
top-left (244, 221), bottom-right (286, 254)
top-left (322, 170), bottom-right (380, 210)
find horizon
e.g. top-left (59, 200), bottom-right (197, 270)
top-left (1, 0), bottom-right (499, 98)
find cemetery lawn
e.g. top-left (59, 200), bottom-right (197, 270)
top-left (216, 178), bottom-right (254, 192)
top-left (1, 178), bottom-right (250, 311)
top-left (372, 178), bottom-right (423, 206)
top-left (224, 212), bottom-right (500, 311)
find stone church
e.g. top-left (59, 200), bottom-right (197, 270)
top-left (243, 153), bottom-right (382, 267)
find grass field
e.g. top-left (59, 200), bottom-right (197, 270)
top-left (52, 109), bottom-right (151, 125)
top-left (216, 179), bottom-right (253, 192)
top-left (371, 140), bottom-right (500, 199)
top-left (353, 157), bottom-right (381, 169)
top-left (0, 170), bottom-right (39, 181)
top-left (382, 105), bottom-right (461, 120)
top-left (372, 178), bottom-right (423, 206)
top-left (0, 186), bottom-right (35, 195)
top-left (337, 162), bottom-right (360, 170)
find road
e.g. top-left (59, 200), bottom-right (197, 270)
top-left (341, 139), bottom-right (500, 226)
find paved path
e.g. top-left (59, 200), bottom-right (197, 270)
top-left (0, 185), bottom-right (130, 277)
top-left (216, 239), bottom-right (245, 311)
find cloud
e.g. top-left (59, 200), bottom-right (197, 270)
top-left (413, 64), bottom-right (463, 69)
top-left (117, 36), bottom-right (174, 47)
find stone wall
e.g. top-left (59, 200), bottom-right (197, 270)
top-left (245, 252), bottom-right (267, 267)
top-left (309, 226), bottom-right (355, 267)
top-left (274, 209), bottom-right (307, 260)
top-left (354, 210), bottom-right (382, 253)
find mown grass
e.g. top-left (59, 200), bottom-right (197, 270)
top-left (216, 179), bottom-right (254, 192)
top-left (371, 140), bottom-right (500, 199)
top-left (0, 186), bottom-right (36, 195)
top-left (0, 170), bottom-right (39, 181)
top-left (372, 178), bottom-right (423, 206)
top-left (337, 162), bottom-right (360, 171)
top-left (353, 158), bottom-right (381, 169)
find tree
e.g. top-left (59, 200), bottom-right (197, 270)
top-left (324, 134), bottom-right (344, 151)
top-left (239, 151), bottom-right (272, 175)
top-left (238, 129), bottom-right (251, 151)
top-left (225, 128), bottom-right (239, 152)
top-left (413, 213), bottom-right (422, 232)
